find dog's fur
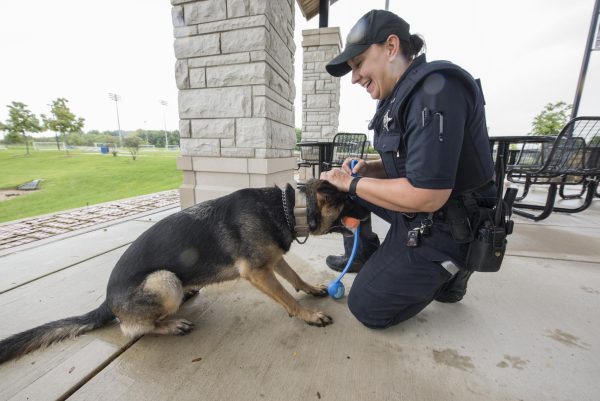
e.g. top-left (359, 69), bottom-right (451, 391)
top-left (0, 179), bottom-right (367, 363)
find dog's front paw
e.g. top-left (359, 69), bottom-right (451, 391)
top-left (155, 318), bottom-right (195, 336)
top-left (173, 319), bottom-right (195, 336)
top-left (301, 310), bottom-right (333, 327)
top-left (182, 289), bottom-right (199, 303)
top-left (304, 284), bottom-right (328, 297)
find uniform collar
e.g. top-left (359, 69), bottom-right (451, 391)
top-left (369, 54), bottom-right (427, 131)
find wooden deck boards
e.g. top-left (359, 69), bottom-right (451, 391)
top-left (0, 193), bottom-right (599, 401)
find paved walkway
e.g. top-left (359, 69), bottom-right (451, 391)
top-left (0, 190), bottom-right (180, 250)
top-left (0, 188), bottom-right (599, 401)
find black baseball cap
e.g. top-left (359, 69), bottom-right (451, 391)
top-left (326, 10), bottom-right (411, 77)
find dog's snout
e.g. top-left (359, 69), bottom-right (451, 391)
top-left (308, 219), bottom-right (318, 232)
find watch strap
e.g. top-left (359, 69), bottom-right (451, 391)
top-left (349, 176), bottom-right (362, 197)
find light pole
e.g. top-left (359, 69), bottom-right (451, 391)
top-left (108, 92), bottom-right (122, 146)
top-left (143, 120), bottom-right (150, 143)
top-left (159, 99), bottom-right (168, 149)
top-left (571, 0), bottom-right (599, 118)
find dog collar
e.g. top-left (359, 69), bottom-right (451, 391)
top-left (281, 188), bottom-right (309, 244)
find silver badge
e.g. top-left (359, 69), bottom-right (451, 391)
top-left (382, 110), bottom-right (391, 131)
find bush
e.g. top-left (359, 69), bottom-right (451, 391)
top-left (123, 136), bottom-right (142, 160)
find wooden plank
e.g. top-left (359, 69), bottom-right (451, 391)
top-left (0, 244), bottom-right (220, 401)
top-left (0, 249), bottom-right (128, 400)
top-left (7, 339), bottom-right (120, 401)
top-left (131, 208), bottom-right (180, 224)
top-left (0, 220), bottom-right (154, 293)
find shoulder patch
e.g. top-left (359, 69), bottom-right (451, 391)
top-left (422, 73), bottom-right (446, 96)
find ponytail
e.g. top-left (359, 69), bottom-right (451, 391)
top-left (402, 34), bottom-right (426, 60)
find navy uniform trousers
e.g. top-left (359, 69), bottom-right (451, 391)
top-left (346, 199), bottom-right (456, 329)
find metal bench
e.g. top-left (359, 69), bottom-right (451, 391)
top-left (296, 141), bottom-right (333, 184)
top-left (297, 143), bottom-right (321, 178)
top-left (505, 116), bottom-right (600, 221)
top-left (321, 132), bottom-right (367, 171)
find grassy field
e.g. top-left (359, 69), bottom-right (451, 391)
top-left (0, 147), bottom-right (182, 223)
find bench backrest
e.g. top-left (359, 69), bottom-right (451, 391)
top-left (513, 117), bottom-right (600, 176)
top-left (548, 117), bottom-right (600, 174)
top-left (330, 133), bottom-right (367, 166)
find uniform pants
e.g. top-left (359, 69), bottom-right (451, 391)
top-left (347, 199), bottom-right (454, 329)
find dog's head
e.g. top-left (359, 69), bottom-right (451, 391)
top-left (300, 179), bottom-right (369, 236)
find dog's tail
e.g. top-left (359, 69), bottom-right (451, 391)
top-left (0, 300), bottom-right (115, 364)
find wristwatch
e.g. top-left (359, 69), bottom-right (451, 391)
top-left (349, 176), bottom-right (361, 197)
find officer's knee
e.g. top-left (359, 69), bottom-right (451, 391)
top-left (348, 287), bottom-right (418, 329)
top-left (347, 288), bottom-right (401, 329)
top-left (347, 295), bottom-right (379, 329)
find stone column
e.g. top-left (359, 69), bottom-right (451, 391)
top-left (171, 0), bottom-right (297, 208)
top-left (301, 27), bottom-right (342, 141)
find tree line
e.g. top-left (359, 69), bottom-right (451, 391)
top-left (3, 98), bottom-right (572, 155)
top-left (0, 99), bottom-right (179, 154)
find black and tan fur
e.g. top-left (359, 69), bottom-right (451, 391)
top-left (0, 179), bottom-right (367, 363)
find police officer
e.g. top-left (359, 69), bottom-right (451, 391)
top-left (321, 9), bottom-right (496, 328)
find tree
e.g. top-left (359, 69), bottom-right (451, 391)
top-left (530, 101), bottom-right (572, 136)
top-left (2, 131), bottom-right (24, 144)
top-left (123, 136), bottom-right (142, 160)
top-left (42, 98), bottom-right (85, 153)
top-left (1, 102), bottom-right (42, 154)
top-left (295, 128), bottom-right (302, 150)
top-left (134, 129), bottom-right (180, 147)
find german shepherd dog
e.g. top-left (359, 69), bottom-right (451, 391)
top-left (0, 179), bottom-right (367, 363)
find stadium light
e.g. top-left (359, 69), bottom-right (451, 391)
top-left (159, 99), bottom-right (168, 149)
top-left (108, 92), bottom-right (123, 146)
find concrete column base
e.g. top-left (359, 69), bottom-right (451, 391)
top-left (297, 166), bottom-right (319, 181)
top-left (177, 156), bottom-right (297, 208)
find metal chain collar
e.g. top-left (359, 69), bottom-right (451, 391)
top-left (281, 188), bottom-right (309, 244)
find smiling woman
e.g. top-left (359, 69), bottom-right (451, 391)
top-left (0, 148), bottom-right (182, 223)
top-left (318, 9), bottom-right (498, 330)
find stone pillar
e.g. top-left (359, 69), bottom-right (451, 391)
top-left (171, 0), bottom-right (297, 208)
top-left (301, 27), bottom-right (342, 141)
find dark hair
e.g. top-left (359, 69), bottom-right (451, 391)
top-left (401, 34), bottom-right (426, 60)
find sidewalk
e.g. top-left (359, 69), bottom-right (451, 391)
top-left (0, 190), bottom-right (179, 251)
top-left (0, 188), bottom-right (599, 401)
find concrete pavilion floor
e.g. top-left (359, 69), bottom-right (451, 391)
top-left (0, 187), bottom-right (599, 401)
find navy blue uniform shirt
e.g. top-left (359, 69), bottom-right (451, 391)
top-left (374, 55), bottom-right (494, 195)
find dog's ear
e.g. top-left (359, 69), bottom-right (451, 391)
top-left (316, 180), bottom-right (346, 205)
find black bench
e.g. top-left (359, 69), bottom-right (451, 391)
top-left (503, 116), bottom-right (600, 221)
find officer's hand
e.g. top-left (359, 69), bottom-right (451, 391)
top-left (341, 158), bottom-right (368, 176)
top-left (320, 168), bottom-right (353, 192)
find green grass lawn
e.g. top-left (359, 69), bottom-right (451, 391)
top-left (0, 147), bottom-right (182, 223)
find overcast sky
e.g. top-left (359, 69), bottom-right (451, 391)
top-left (0, 0), bottom-right (598, 138)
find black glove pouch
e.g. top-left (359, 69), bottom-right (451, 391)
top-left (464, 208), bottom-right (507, 272)
top-left (444, 198), bottom-right (475, 244)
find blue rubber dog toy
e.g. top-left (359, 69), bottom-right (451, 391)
top-left (327, 159), bottom-right (360, 299)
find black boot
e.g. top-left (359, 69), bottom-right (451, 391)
top-left (326, 254), bottom-right (365, 272)
top-left (326, 215), bottom-right (380, 273)
top-left (435, 270), bottom-right (474, 303)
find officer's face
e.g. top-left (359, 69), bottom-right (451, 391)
top-left (348, 45), bottom-right (389, 100)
